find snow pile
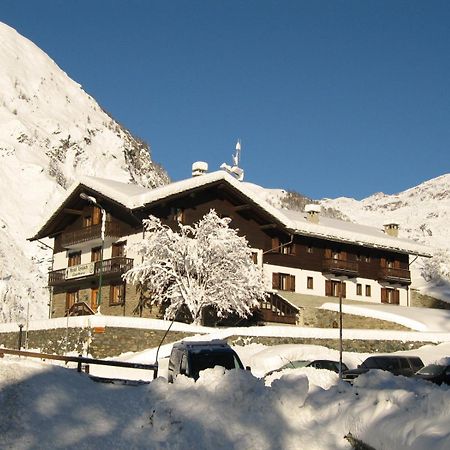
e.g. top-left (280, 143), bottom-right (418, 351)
top-left (0, 22), bottom-right (169, 322)
top-left (1, 345), bottom-right (450, 450)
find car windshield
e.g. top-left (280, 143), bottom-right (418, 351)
top-left (281, 360), bottom-right (310, 369)
top-left (417, 364), bottom-right (446, 376)
top-left (190, 351), bottom-right (242, 380)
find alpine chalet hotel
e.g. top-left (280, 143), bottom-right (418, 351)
top-left (30, 164), bottom-right (431, 324)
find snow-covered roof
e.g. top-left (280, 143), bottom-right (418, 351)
top-left (279, 208), bottom-right (431, 257)
top-left (33, 170), bottom-right (431, 256)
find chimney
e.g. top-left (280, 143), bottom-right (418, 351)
top-left (383, 222), bottom-right (399, 237)
top-left (192, 161), bottom-right (208, 177)
top-left (305, 204), bottom-right (320, 224)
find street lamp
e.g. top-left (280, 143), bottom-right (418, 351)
top-left (80, 193), bottom-right (106, 313)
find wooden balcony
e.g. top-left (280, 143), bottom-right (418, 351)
top-left (48, 257), bottom-right (133, 286)
top-left (322, 258), bottom-right (358, 277)
top-left (60, 222), bottom-right (122, 248)
top-left (379, 267), bottom-right (411, 285)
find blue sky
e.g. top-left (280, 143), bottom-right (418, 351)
top-left (1, 1), bottom-right (449, 199)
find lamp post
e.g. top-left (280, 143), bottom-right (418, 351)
top-left (80, 193), bottom-right (106, 314)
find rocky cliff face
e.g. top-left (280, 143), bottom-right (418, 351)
top-left (0, 22), bottom-right (169, 322)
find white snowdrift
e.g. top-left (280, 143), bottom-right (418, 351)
top-left (1, 347), bottom-right (450, 450)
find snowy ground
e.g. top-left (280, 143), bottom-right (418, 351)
top-left (1, 306), bottom-right (450, 449)
top-left (1, 340), bottom-right (450, 450)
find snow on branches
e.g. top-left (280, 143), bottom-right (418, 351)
top-left (124, 210), bottom-right (267, 325)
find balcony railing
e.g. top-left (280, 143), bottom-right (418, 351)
top-left (379, 267), bottom-right (411, 284)
top-left (48, 257), bottom-right (133, 286)
top-left (60, 222), bottom-right (122, 248)
top-left (322, 258), bottom-right (359, 277)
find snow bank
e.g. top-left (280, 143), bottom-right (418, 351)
top-left (1, 354), bottom-right (449, 450)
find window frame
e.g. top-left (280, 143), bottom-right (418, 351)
top-left (109, 283), bottom-right (125, 306)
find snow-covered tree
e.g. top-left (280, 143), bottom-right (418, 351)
top-left (124, 210), bottom-right (267, 325)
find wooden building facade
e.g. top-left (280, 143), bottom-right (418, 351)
top-left (31, 171), bottom-right (430, 324)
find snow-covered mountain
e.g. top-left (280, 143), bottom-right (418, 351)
top-left (0, 22), bottom-right (169, 322)
top-left (319, 174), bottom-right (450, 301)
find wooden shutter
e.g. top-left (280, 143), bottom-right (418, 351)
top-left (381, 288), bottom-right (387, 303)
top-left (394, 290), bottom-right (400, 304)
top-left (272, 273), bottom-right (280, 289)
top-left (380, 258), bottom-right (386, 268)
top-left (325, 280), bottom-right (332, 296)
top-left (325, 248), bottom-right (332, 259)
top-left (272, 237), bottom-right (280, 251)
top-left (92, 206), bottom-right (101, 225)
top-left (288, 275), bottom-right (296, 292)
top-left (341, 251), bottom-right (347, 261)
top-left (394, 260), bottom-right (401, 269)
top-left (341, 282), bottom-right (346, 298)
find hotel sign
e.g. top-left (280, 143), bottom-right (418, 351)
top-left (66, 262), bottom-right (96, 280)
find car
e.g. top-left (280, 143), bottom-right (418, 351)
top-left (342, 355), bottom-right (424, 383)
top-left (265, 359), bottom-right (349, 377)
top-left (414, 362), bottom-right (450, 385)
top-left (167, 340), bottom-right (247, 382)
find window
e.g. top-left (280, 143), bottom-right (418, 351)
top-left (175, 208), bottom-right (185, 224)
top-left (251, 252), bottom-right (258, 264)
top-left (271, 237), bottom-right (294, 255)
top-left (112, 241), bottom-right (126, 258)
top-left (307, 277), bottom-right (314, 289)
top-left (307, 246), bottom-right (313, 254)
top-left (356, 283), bottom-right (362, 296)
top-left (365, 256), bottom-right (371, 263)
top-left (325, 280), bottom-right (346, 298)
top-left (68, 251), bottom-right (81, 267)
top-left (66, 290), bottom-right (79, 312)
top-left (381, 288), bottom-right (400, 304)
top-left (83, 215), bottom-right (92, 227)
top-left (91, 247), bottom-right (102, 262)
top-left (272, 273), bottom-right (295, 291)
top-left (110, 283), bottom-right (125, 305)
top-left (365, 285), bottom-right (371, 297)
top-left (356, 254), bottom-right (361, 261)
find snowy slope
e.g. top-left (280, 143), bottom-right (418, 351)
top-left (0, 22), bottom-right (169, 322)
top-left (320, 174), bottom-right (450, 300)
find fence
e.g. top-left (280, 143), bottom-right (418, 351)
top-left (0, 348), bottom-right (158, 379)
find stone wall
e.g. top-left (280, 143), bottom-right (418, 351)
top-left (0, 327), bottom-right (194, 359)
top-left (410, 290), bottom-right (450, 310)
top-left (297, 307), bottom-right (409, 330)
top-left (230, 336), bottom-right (432, 354)
top-left (52, 283), bottom-right (161, 319)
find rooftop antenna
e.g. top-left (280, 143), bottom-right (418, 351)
top-left (220, 139), bottom-right (244, 181)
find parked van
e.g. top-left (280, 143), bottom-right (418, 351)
top-left (167, 340), bottom-right (246, 382)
